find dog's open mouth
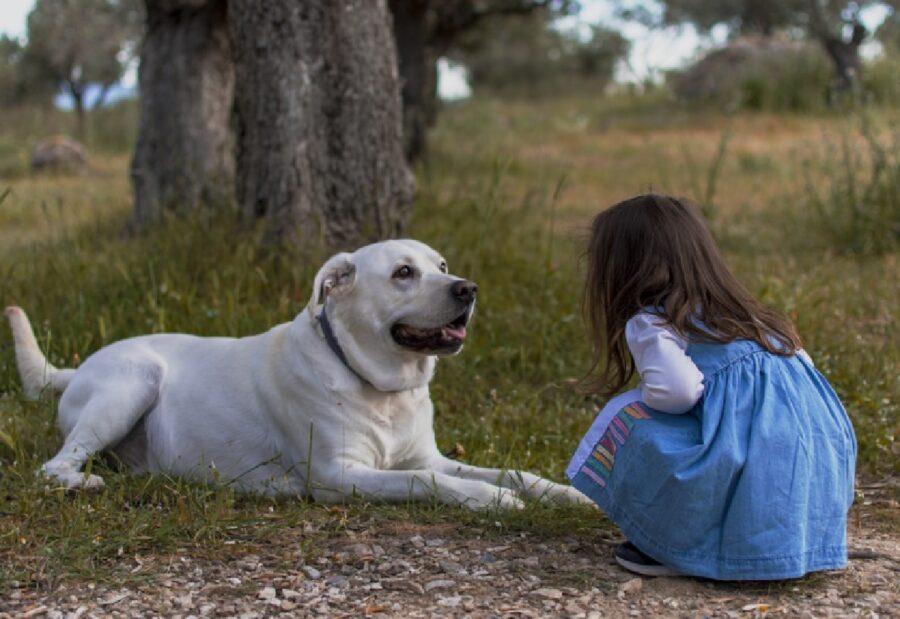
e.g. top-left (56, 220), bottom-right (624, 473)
top-left (391, 310), bottom-right (470, 352)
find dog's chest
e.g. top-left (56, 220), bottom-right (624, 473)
top-left (358, 389), bottom-right (431, 469)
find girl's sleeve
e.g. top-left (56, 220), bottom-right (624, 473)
top-left (625, 312), bottom-right (704, 414)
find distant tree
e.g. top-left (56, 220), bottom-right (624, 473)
top-left (875, 6), bottom-right (899, 51)
top-left (450, 12), bottom-right (628, 96)
top-left (24, 0), bottom-right (141, 135)
top-left (0, 36), bottom-right (25, 107)
top-left (388, 0), bottom-right (577, 162)
top-left (625, 0), bottom-right (898, 92)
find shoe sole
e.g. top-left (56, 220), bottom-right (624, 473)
top-left (615, 555), bottom-right (681, 577)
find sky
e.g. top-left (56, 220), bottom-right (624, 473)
top-left (1, 0), bottom-right (893, 102)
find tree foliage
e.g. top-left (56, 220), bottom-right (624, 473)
top-left (626, 0), bottom-right (898, 91)
top-left (448, 10), bottom-right (629, 96)
top-left (24, 0), bottom-right (142, 131)
top-left (0, 36), bottom-right (25, 107)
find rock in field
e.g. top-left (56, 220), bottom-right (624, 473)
top-left (30, 135), bottom-right (88, 171)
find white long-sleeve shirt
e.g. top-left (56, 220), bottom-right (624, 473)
top-left (624, 312), bottom-right (705, 414)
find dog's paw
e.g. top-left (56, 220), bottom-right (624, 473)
top-left (493, 487), bottom-right (525, 510)
top-left (545, 484), bottom-right (595, 507)
top-left (457, 486), bottom-right (524, 511)
top-left (39, 466), bottom-right (106, 491)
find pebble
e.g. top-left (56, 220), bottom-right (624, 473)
top-left (344, 543), bottom-right (373, 558)
top-left (302, 565), bottom-right (322, 580)
top-left (424, 579), bottom-right (456, 592)
top-left (257, 587), bottom-right (276, 600)
top-left (532, 587), bottom-right (563, 600)
top-left (619, 578), bottom-right (643, 596)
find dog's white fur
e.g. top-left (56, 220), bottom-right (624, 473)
top-left (6, 239), bottom-right (588, 509)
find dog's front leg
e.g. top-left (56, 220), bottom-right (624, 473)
top-left (429, 456), bottom-right (591, 506)
top-left (309, 461), bottom-right (524, 510)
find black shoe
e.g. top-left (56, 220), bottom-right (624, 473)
top-left (615, 541), bottom-right (680, 577)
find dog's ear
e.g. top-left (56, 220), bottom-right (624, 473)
top-left (307, 252), bottom-right (356, 318)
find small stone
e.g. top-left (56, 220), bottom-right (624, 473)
top-left (440, 560), bottom-right (465, 575)
top-left (281, 600), bottom-right (298, 611)
top-left (619, 578), bottom-right (643, 596)
top-left (176, 593), bottom-right (195, 609)
top-left (424, 579), bottom-right (456, 592)
top-left (325, 575), bottom-right (349, 588)
top-left (344, 543), bottom-right (373, 558)
top-left (257, 587), bottom-right (277, 600)
top-left (565, 602), bottom-right (585, 615)
top-left (98, 592), bottom-right (129, 606)
top-left (227, 577), bottom-right (241, 586)
top-left (533, 588), bottom-right (564, 600)
top-left (438, 595), bottom-right (463, 607)
top-left (302, 566), bottom-right (322, 580)
top-left (282, 588), bottom-right (302, 599)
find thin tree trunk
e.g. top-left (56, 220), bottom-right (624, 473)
top-left (68, 81), bottom-right (85, 138)
top-left (229, 0), bottom-right (415, 246)
top-left (390, 0), bottom-right (431, 162)
top-left (806, 0), bottom-right (866, 94)
top-left (93, 82), bottom-right (112, 110)
top-left (130, 0), bottom-right (234, 230)
top-left (820, 24), bottom-right (865, 93)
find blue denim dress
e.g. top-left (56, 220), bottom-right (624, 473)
top-left (567, 339), bottom-right (857, 580)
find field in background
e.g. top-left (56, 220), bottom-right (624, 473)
top-left (0, 96), bottom-right (897, 586)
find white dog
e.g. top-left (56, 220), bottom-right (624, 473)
top-left (6, 240), bottom-right (587, 510)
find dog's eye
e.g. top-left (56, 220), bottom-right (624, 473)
top-left (393, 265), bottom-right (414, 279)
top-left (439, 261), bottom-right (448, 273)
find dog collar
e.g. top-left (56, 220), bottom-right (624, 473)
top-left (317, 308), bottom-right (368, 385)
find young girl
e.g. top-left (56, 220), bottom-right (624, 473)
top-left (568, 194), bottom-right (856, 580)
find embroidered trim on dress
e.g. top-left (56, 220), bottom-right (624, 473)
top-left (579, 402), bottom-right (651, 486)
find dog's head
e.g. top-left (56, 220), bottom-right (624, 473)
top-left (305, 240), bottom-right (477, 391)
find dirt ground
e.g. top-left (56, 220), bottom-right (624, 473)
top-left (2, 485), bottom-right (897, 619)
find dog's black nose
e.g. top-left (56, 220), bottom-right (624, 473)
top-left (451, 280), bottom-right (478, 303)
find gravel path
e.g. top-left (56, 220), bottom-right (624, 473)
top-left (2, 521), bottom-right (897, 618)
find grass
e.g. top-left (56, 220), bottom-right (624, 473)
top-left (0, 94), bottom-right (897, 589)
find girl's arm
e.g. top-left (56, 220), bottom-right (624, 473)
top-left (625, 312), bottom-right (704, 414)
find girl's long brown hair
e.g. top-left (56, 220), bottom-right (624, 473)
top-left (582, 193), bottom-right (801, 397)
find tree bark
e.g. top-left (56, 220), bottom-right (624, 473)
top-left (820, 23), bottom-right (866, 93)
top-left (389, 0), bottom-right (435, 163)
top-left (68, 80), bottom-right (86, 138)
top-left (228, 0), bottom-right (414, 246)
top-left (806, 0), bottom-right (866, 94)
top-left (130, 0), bottom-right (234, 230)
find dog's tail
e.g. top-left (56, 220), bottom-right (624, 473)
top-left (5, 306), bottom-right (75, 400)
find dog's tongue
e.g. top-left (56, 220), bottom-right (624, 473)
top-left (443, 325), bottom-right (467, 341)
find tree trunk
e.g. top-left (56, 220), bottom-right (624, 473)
top-left (130, 0), bottom-right (234, 230)
top-left (68, 81), bottom-right (85, 138)
top-left (806, 1), bottom-right (866, 95)
top-left (820, 24), bottom-right (866, 94)
top-left (93, 82), bottom-right (112, 110)
top-left (390, 0), bottom-right (432, 162)
top-left (229, 0), bottom-right (415, 246)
